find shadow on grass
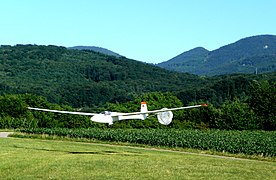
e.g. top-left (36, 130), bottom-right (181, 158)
top-left (12, 145), bottom-right (142, 156)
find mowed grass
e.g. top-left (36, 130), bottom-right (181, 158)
top-left (0, 138), bottom-right (275, 179)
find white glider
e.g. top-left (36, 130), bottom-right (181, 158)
top-left (28, 102), bottom-right (207, 125)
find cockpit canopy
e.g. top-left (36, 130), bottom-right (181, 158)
top-left (100, 111), bottom-right (112, 115)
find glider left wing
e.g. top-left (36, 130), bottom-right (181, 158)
top-left (27, 107), bottom-right (97, 116)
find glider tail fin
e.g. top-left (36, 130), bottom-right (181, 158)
top-left (140, 102), bottom-right (148, 120)
top-left (141, 102), bottom-right (148, 112)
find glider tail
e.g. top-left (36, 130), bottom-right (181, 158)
top-left (140, 102), bottom-right (148, 120)
top-left (141, 102), bottom-right (148, 112)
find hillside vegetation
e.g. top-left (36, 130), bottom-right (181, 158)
top-left (1, 44), bottom-right (275, 108)
top-left (0, 44), bottom-right (275, 130)
top-left (157, 35), bottom-right (276, 75)
top-left (0, 44), bottom-right (202, 107)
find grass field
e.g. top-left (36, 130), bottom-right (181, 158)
top-left (0, 137), bottom-right (275, 179)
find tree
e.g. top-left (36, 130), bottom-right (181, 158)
top-left (0, 94), bottom-right (27, 118)
top-left (216, 99), bottom-right (259, 130)
top-left (249, 80), bottom-right (276, 130)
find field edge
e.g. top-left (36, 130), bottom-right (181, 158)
top-left (9, 132), bottom-right (276, 162)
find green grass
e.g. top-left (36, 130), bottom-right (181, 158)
top-left (1, 138), bottom-right (275, 179)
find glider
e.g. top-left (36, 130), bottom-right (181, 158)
top-left (28, 102), bottom-right (207, 125)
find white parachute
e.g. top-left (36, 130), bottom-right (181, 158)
top-left (157, 108), bottom-right (173, 125)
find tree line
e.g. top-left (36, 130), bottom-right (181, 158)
top-left (0, 80), bottom-right (274, 130)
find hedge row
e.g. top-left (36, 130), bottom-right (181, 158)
top-left (19, 128), bottom-right (276, 156)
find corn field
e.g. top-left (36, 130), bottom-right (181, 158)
top-left (19, 128), bottom-right (276, 157)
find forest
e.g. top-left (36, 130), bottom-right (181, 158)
top-left (0, 44), bottom-right (275, 130)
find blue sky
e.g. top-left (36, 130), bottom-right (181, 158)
top-left (1, 0), bottom-right (275, 63)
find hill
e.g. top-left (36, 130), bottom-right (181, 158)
top-left (0, 44), bottom-right (275, 130)
top-left (157, 47), bottom-right (209, 74)
top-left (157, 35), bottom-right (276, 75)
top-left (0, 44), bottom-right (203, 107)
top-left (0, 44), bottom-right (274, 109)
top-left (68, 46), bottom-right (122, 58)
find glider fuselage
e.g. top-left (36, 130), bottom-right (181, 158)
top-left (91, 111), bottom-right (148, 125)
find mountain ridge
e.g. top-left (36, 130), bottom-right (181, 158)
top-left (157, 35), bottom-right (276, 75)
top-left (68, 46), bottom-right (122, 58)
top-left (158, 47), bottom-right (209, 74)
